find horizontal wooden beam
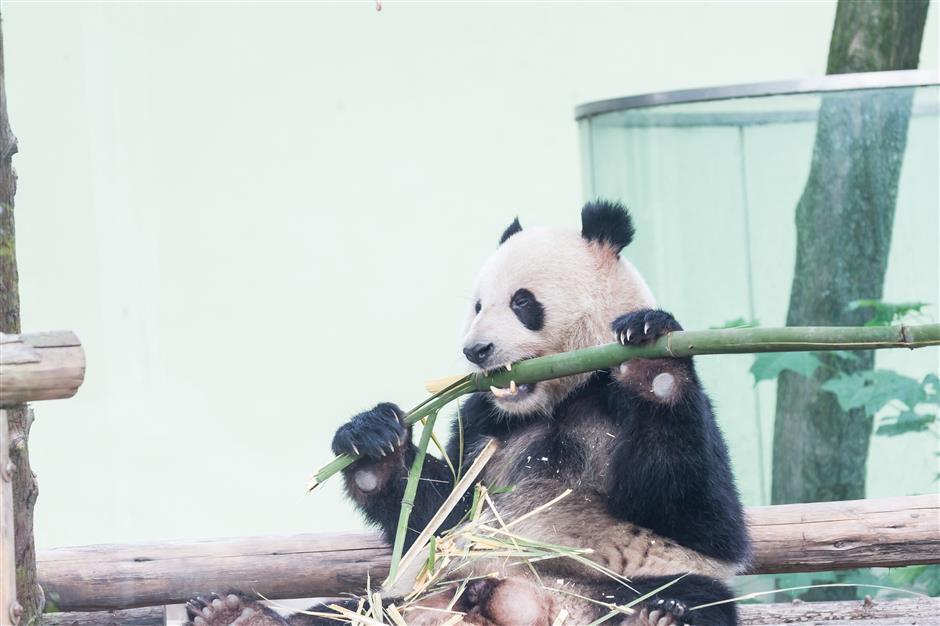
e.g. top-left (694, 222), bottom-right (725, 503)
top-left (737, 596), bottom-right (940, 625)
top-left (44, 606), bottom-right (165, 626)
top-left (0, 331), bottom-right (85, 406)
top-left (747, 493), bottom-right (940, 573)
top-left (37, 495), bottom-right (939, 612)
top-left (41, 597), bottom-right (940, 626)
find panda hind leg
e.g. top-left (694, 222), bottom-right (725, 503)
top-left (184, 592), bottom-right (288, 626)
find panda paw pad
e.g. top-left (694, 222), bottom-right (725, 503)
top-left (613, 310), bottom-right (682, 346)
top-left (184, 593), bottom-right (247, 626)
top-left (184, 592), bottom-right (280, 626)
top-left (637, 598), bottom-right (690, 626)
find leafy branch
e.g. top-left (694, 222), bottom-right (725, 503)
top-left (751, 301), bottom-right (938, 437)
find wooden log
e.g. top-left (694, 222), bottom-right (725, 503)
top-left (1, 410), bottom-right (21, 625)
top-left (738, 596), bottom-right (940, 625)
top-left (746, 494), bottom-right (940, 573)
top-left (43, 606), bottom-right (164, 626)
top-left (36, 495), bottom-right (939, 612)
top-left (39, 597), bottom-right (940, 626)
top-left (38, 531), bottom-right (391, 611)
top-left (0, 331), bottom-right (85, 406)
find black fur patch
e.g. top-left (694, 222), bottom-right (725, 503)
top-left (499, 217), bottom-right (523, 245)
top-left (510, 288), bottom-right (544, 331)
top-left (581, 200), bottom-right (635, 254)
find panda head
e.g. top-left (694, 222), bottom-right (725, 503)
top-left (462, 200), bottom-right (656, 415)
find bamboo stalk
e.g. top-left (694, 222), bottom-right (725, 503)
top-left (309, 324), bottom-right (939, 488)
top-left (385, 410), bottom-right (441, 587)
top-left (388, 440), bottom-right (498, 593)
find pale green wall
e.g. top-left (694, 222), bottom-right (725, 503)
top-left (3, 1), bottom-right (937, 549)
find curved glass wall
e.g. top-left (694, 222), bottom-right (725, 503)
top-left (577, 71), bottom-right (939, 511)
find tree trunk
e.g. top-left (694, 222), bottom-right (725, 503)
top-left (770, 0), bottom-right (930, 601)
top-left (771, 0), bottom-right (929, 507)
top-left (0, 17), bottom-right (44, 626)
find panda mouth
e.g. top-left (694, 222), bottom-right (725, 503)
top-left (489, 381), bottom-right (536, 400)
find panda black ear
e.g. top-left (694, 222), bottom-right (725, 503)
top-left (499, 217), bottom-right (523, 246)
top-left (581, 200), bottom-right (635, 255)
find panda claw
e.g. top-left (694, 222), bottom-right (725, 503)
top-left (626, 328), bottom-right (633, 342)
top-left (644, 321), bottom-right (651, 335)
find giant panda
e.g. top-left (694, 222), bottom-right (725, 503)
top-left (185, 201), bottom-right (751, 626)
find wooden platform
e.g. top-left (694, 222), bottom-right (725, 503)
top-left (42, 597), bottom-right (940, 626)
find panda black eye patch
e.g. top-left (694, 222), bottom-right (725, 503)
top-left (510, 288), bottom-right (544, 331)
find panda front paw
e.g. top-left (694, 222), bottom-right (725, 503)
top-left (332, 402), bottom-right (408, 459)
top-left (613, 309), bottom-right (682, 346)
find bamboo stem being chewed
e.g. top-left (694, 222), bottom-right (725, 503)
top-left (308, 324), bottom-right (939, 490)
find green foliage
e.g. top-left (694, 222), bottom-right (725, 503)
top-left (711, 317), bottom-right (759, 329)
top-left (766, 565), bottom-right (940, 602)
top-left (889, 564), bottom-right (940, 597)
top-left (751, 351), bottom-right (822, 384)
top-left (743, 301), bottom-right (938, 438)
top-left (848, 299), bottom-right (929, 327)
top-left (821, 371), bottom-right (939, 435)
top-left (822, 370), bottom-right (922, 414)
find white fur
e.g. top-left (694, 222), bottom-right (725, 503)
top-left (462, 227), bottom-right (655, 414)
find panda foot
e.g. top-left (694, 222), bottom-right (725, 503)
top-left (405, 578), bottom-right (555, 626)
top-left (634, 598), bottom-right (690, 626)
top-left (463, 577), bottom-right (556, 626)
top-left (184, 592), bottom-right (287, 626)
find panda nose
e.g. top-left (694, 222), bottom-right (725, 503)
top-left (463, 342), bottom-right (495, 366)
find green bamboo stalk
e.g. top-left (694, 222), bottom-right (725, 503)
top-left (477, 323), bottom-right (940, 390)
top-left (308, 323), bottom-right (939, 490)
top-left (385, 409), bottom-right (440, 587)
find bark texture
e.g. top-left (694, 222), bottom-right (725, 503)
top-left (0, 17), bottom-right (44, 625)
top-left (771, 0), bottom-right (930, 506)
